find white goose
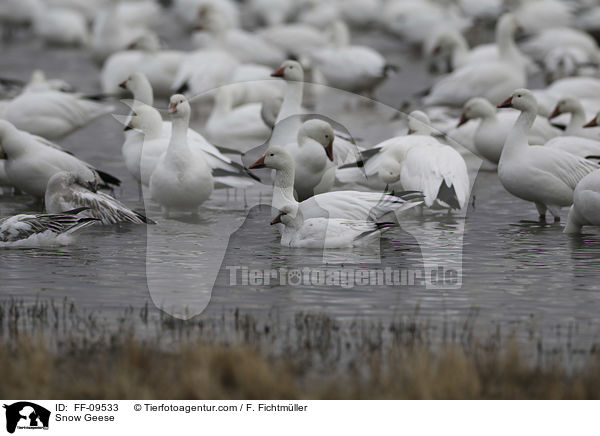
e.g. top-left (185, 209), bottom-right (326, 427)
top-left (248, 146), bottom-right (421, 222)
top-left (171, 49), bottom-right (239, 99)
top-left (423, 14), bottom-right (527, 107)
top-left (192, 7), bottom-right (286, 67)
top-left (101, 33), bottom-right (186, 98)
top-left (46, 172), bottom-right (153, 225)
top-left (2, 90), bottom-right (115, 139)
top-left (272, 203), bottom-right (399, 249)
top-left (124, 102), bottom-right (256, 189)
top-left (337, 112), bottom-right (470, 211)
top-left (564, 169), bottom-right (600, 234)
top-left (32, 3), bottom-right (88, 46)
top-left (548, 96), bottom-right (600, 140)
top-left (285, 119), bottom-right (335, 201)
top-left (269, 60), bottom-right (359, 166)
top-left (309, 20), bottom-right (392, 97)
top-left (0, 208), bottom-right (97, 247)
top-left (457, 97), bottom-right (560, 164)
top-left (149, 95), bottom-right (214, 217)
top-left (0, 120), bottom-right (120, 198)
top-left (205, 86), bottom-right (271, 152)
top-left (497, 88), bottom-right (599, 222)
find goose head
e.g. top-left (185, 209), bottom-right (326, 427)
top-left (497, 89), bottom-right (537, 112)
top-left (248, 146), bottom-right (294, 171)
top-left (298, 119), bottom-right (334, 161)
top-left (124, 104), bottom-right (162, 137)
top-left (271, 60), bottom-right (304, 82)
top-left (271, 203), bottom-right (302, 227)
top-left (584, 112), bottom-right (599, 128)
top-left (168, 94), bottom-right (191, 118)
top-left (48, 171), bottom-right (97, 193)
top-left (378, 159), bottom-right (401, 185)
top-left (458, 97), bottom-right (496, 127)
top-left (119, 72), bottom-right (150, 94)
top-left (549, 96), bottom-right (582, 120)
top-left (407, 110), bottom-right (432, 136)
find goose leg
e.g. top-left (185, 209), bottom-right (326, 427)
top-left (547, 205), bottom-right (562, 223)
top-left (535, 203), bottom-right (547, 222)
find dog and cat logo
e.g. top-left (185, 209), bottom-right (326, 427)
top-left (3, 402), bottom-right (50, 433)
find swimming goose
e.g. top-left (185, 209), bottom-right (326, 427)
top-left (149, 95), bottom-right (214, 217)
top-left (457, 97), bottom-right (560, 164)
top-left (248, 146), bottom-right (422, 222)
top-left (272, 203), bottom-right (398, 249)
top-left (0, 120), bottom-right (120, 198)
top-left (46, 172), bottom-right (153, 225)
top-left (548, 96), bottom-right (600, 140)
top-left (564, 169), bottom-right (600, 234)
top-left (497, 88), bottom-right (599, 222)
top-left (0, 207), bottom-right (97, 246)
top-left (2, 90), bottom-right (115, 139)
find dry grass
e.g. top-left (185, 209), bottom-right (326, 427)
top-left (1, 299), bottom-right (600, 399)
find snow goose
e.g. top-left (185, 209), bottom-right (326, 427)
top-left (101, 33), bottom-right (186, 97)
top-left (272, 203), bottom-right (398, 249)
top-left (496, 88), bottom-right (599, 221)
top-left (308, 20), bottom-right (393, 97)
top-left (248, 146), bottom-right (422, 221)
top-left (90, 0), bottom-right (157, 65)
top-left (192, 7), bottom-right (286, 67)
top-left (457, 97), bottom-right (560, 164)
top-left (269, 60), bottom-right (357, 164)
top-left (0, 120), bottom-right (120, 198)
top-left (3, 90), bottom-right (115, 139)
top-left (564, 169), bottom-right (600, 233)
top-left (514, 0), bottom-right (573, 34)
top-left (123, 101), bottom-right (257, 189)
top-left (548, 96), bottom-right (600, 140)
top-left (257, 24), bottom-right (328, 56)
top-left (0, 208), bottom-right (97, 247)
top-left (337, 112), bottom-right (470, 211)
top-left (423, 14), bottom-right (528, 107)
top-left (149, 95), bottom-right (214, 217)
top-left (45, 172), bottom-right (153, 225)
top-left (205, 86), bottom-right (271, 152)
top-left (425, 14), bottom-right (534, 74)
top-left (32, 3), bottom-right (88, 46)
top-left (171, 49), bottom-right (239, 99)
top-left (285, 119), bottom-right (335, 201)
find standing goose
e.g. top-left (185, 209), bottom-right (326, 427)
top-left (564, 169), bottom-right (600, 234)
top-left (0, 120), bottom-right (120, 198)
top-left (497, 89), bottom-right (599, 222)
top-left (457, 97), bottom-right (560, 164)
top-left (45, 172), bottom-right (154, 225)
top-left (149, 95), bottom-right (214, 217)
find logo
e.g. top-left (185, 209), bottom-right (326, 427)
top-left (3, 402), bottom-right (50, 433)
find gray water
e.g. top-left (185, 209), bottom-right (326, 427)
top-left (2, 23), bottom-right (600, 350)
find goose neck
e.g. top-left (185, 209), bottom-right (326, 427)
top-left (276, 80), bottom-right (303, 124)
